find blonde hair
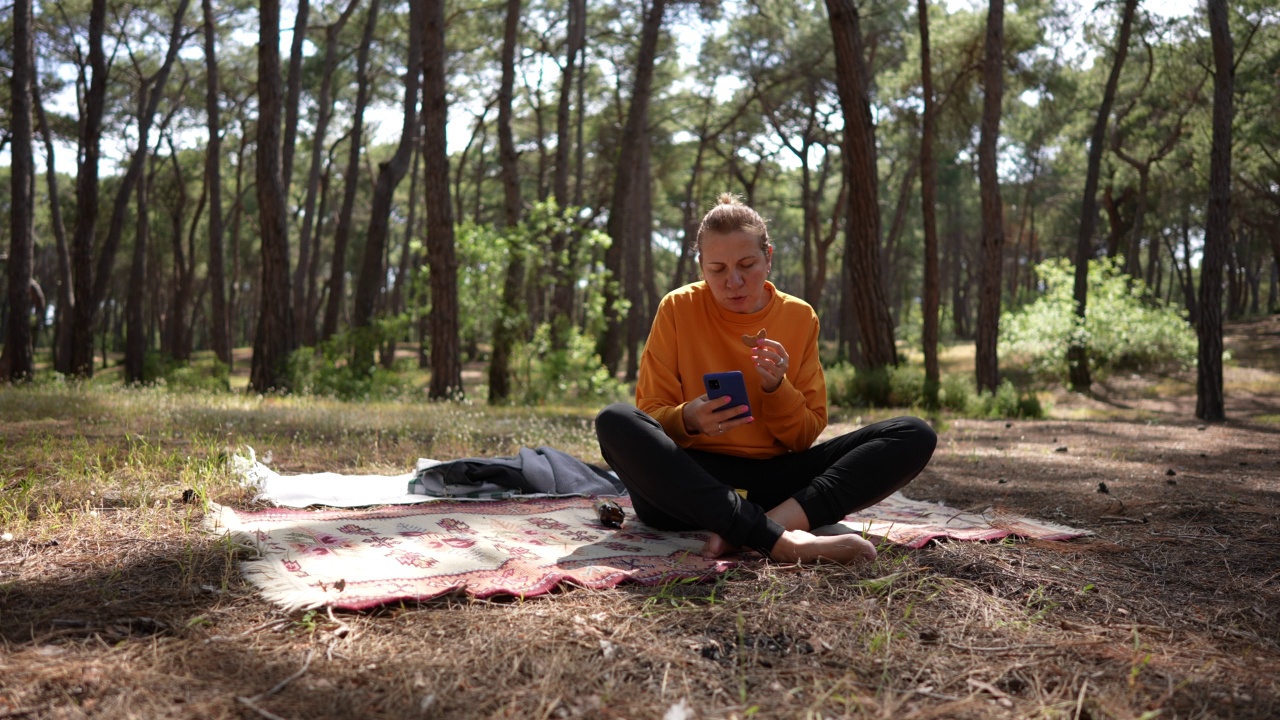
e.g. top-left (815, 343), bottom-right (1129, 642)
top-left (695, 193), bottom-right (771, 259)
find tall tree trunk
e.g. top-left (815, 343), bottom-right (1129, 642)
top-left (918, 0), bottom-right (940, 408)
top-left (294, 0), bottom-right (360, 346)
top-left (5, 0), bottom-right (36, 380)
top-left (353, 0), bottom-right (424, 375)
top-left (489, 0), bottom-right (526, 403)
top-left (125, 154), bottom-right (150, 383)
top-left (548, 0), bottom-right (585, 350)
top-left (825, 0), bottom-right (896, 370)
top-left (673, 135), bottom-right (710, 293)
top-left (975, 0), bottom-right (1007, 393)
top-left (89, 0), bottom-right (192, 350)
top-left (282, 0), bottom-right (311, 191)
top-left (164, 142), bottom-right (189, 359)
top-left (322, 0), bottom-right (381, 341)
top-left (1197, 0), bottom-right (1233, 421)
top-left (230, 134), bottom-right (247, 349)
top-left (811, 167), bottom-right (844, 315)
top-left (1066, 0), bottom-right (1137, 392)
top-left (598, 0), bottom-right (667, 377)
top-left (203, 0), bottom-right (231, 367)
top-left (423, 0), bottom-right (463, 398)
top-left (574, 43), bottom-right (588, 210)
top-left (625, 129), bottom-right (654, 382)
top-left (250, 0), bottom-right (297, 393)
top-left (382, 137), bottom-right (421, 369)
top-left (69, 0), bottom-right (109, 378)
top-left (173, 139), bottom-right (205, 361)
top-left (33, 84), bottom-right (74, 374)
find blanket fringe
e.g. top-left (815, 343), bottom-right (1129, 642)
top-left (203, 502), bottom-right (340, 612)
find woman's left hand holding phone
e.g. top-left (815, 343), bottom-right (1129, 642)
top-left (683, 395), bottom-right (753, 436)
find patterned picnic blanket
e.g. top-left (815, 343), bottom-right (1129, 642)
top-left (205, 493), bottom-right (1089, 611)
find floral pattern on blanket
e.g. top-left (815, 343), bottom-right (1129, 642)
top-left (208, 493), bottom-right (1090, 611)
top-left (210, 497), bottom-right (733, 611)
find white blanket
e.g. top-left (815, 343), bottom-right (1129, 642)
top-left (230, 449), bottom-right (442, 508)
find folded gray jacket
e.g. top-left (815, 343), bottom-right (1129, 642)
top-left (408, 446), bottom-right (625, 499)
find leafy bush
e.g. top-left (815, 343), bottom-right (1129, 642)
top-left (826, 363), bottom-right (1044, 418)
top-left (975, 379), bottom-right (1044, 418)
top-left (1000, 257), bottom-right (1196, 383)
top-left (507, 324), bottom-right (631, 406)
top-left (939, 372), bottom-right (975, 412)
top-left (163, 358), bottom-right (231, 393)
top-left (287, 329), bottom-right (414, 401)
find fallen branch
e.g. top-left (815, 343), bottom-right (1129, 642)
top-left (0, 705), bottom-right (50, 719)
top-left (235, 696), bottom-right (290, 720)
top-left (234, 649), bottom-right (316, 720)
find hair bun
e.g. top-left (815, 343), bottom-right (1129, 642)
top-left (717, 192), bottom-right (742, 206)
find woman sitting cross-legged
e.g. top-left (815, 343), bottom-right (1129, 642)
top-left (595, 194), bottom-right (937, 564)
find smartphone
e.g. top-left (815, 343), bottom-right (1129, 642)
top-left (703, 371), bottom-right (752, 421)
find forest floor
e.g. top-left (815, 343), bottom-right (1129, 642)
top-left (0, 316), bottom-right (1277, 719)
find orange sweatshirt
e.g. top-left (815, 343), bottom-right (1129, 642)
top-left (635, 281), bottom-right (827, 458)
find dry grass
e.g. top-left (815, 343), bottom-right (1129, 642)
top-left (2, 318), bottom-right (1279, 719)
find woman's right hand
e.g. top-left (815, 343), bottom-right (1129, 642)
top-left (683, 394), bottom-right (753, 436)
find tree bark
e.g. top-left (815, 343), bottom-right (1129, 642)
top-left (598, 0), bottom-right (667, 377)
top-left (1066, 0), bottom-right (1137, 392)
top-left (1197, 0), bottom-right (1233, 421)
top-left (89, 0), bottom-right (192, 357)
top-left (203, 0), bottom-right (231, 367)
top-left (382, 135), bottom-right (422, 369)
top-left (124, 153), bottom-right (150, 383)
top-left (69, 0), bottom-right (109, 378)
top-left (825, 0), bottom-right (896, 370)
top-left (282, 0), bottom-right (311, 191)
top-left (918, 0), bottom-right (940, 407)
top-left (33, 84), bottom-right (74, 375)
top-left (322, 0), bottom-right (382, 342)
top-left (172, 137), bottom-right (205, 361)
top-left (353, 0), bottom-right (424, 375)
top-left (626, 129), bottom-right (655, 382)
top-left (489, 0), bottom-right (526, 403)
top-left (975, 0), bottom-right (1007, 393)
top-left (5, 0), bottom-right (36, 381)
top-left (548, 0), bottom-right (585, 350)
top-left (423, 0), bottom-right (463, 398)
top-left (250, 0), bottom-right (298, 393)
top-left (294, 0), bottom-right (359, 346)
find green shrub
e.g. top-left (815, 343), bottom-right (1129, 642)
top-left (1000, 257), bottom-right (1196, 383)
top-left (939, 373), bottom-right (975, 413)
top-left (888, 365), bottom-right (926, 407)
top-left (975, 379), bottom-right (1044, 419)
top-left (826, 363), bottom-right (916, 409)
top-left (826, 363), bottom-right (890, 407)
top-left (508, 324), bottom-right (631, 406)
top-left (163, 358), bottom-right (230, 393)
top-left (287, 330), bottom-right (414, 401)
top-left (827, 363), bottom-right (1045, 418)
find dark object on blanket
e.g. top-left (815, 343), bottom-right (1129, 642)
top-left (410, 446), bottom-right (627, 498)
top-left (594, 499), bottom-right (625, 528)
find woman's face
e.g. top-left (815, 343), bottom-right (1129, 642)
top-left (699, 230), bottom-right (772, 314)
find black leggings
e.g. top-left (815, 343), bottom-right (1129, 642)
top-left (594, 404), bottom-right (937, 555)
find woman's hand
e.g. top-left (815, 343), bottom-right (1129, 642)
top-left (752, 338), bottom-right (790, 393)
top-left (683, 394), bottom-right (753, 436)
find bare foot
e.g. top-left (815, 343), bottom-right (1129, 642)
top-left (769, 529), bottom-right (877, 564)
top-left (699, 532), bottom-right (741, 558)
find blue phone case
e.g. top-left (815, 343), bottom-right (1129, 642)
top-left (703, 371), bottom-right (752, 420)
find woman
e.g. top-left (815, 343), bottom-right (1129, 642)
top-left (595, 194), bottom-right (937, 564)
